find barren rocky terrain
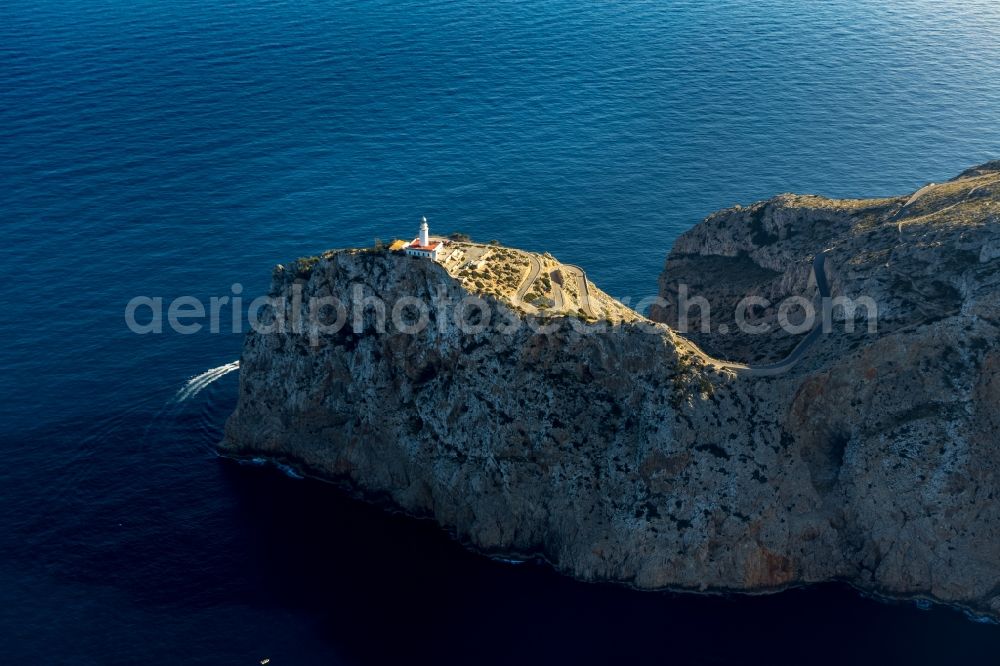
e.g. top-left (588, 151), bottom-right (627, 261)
top-left (222, 162), bottom-right (1000, 619)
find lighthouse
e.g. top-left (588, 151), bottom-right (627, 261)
top-left (404, 216), bottom-right (444, 260)
top-left (419, 216), bottom-right (430, 246)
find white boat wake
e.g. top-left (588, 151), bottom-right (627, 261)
top-left (173, 360), bottom-right (240, 402)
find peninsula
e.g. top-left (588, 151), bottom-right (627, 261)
top-left (221, 162), bottom-right (1000, 620)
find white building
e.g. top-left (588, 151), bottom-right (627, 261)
top-left (404, 217), bottom-right (444, 260)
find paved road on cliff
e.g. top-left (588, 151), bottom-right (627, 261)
top-left (514, 255), bottom-right (543, 310)
top-left (511, 248), bottom-right (829, 376)
top-left (564, 264), bottom-right (596, 318)
top-left (690, 250), bottom-right (830, 377)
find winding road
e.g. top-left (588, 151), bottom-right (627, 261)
top-left (511, 246), bottom-right (829, 376)
top-left (514, 255), bottom-right (543, 310)
top-left (690, 251), bottom-right (830, 377)
top-left (513, 256), bottom-right (598, 318)
top-left (564, 264), bottom-right (596, 318)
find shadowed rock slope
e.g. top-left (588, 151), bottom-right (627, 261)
top-left (223, 162), bottom-right (1000, 619)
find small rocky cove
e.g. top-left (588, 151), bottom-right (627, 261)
top-left (222, 162), bottom-right (1000, 620)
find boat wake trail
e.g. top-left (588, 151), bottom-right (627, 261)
top-left (173, 361), bottom-right (240, 402)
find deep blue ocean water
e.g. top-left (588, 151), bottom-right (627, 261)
top-left (2, 0), bottom-right (1000, 663)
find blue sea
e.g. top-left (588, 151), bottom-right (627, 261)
top-left (2, 0), bottom-right (1000, 663)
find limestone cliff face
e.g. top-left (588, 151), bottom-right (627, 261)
top-left (223, 162), bottom-right (1000, 619)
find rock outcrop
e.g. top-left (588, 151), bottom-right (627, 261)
top-left (222, 162), bottom-right (1000, 619)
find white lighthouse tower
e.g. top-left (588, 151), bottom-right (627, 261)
top-left (419, 216), bottom-right (430, 246)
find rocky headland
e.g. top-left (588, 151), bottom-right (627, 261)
top-left (221, 162), bottom-right (1000, 619)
